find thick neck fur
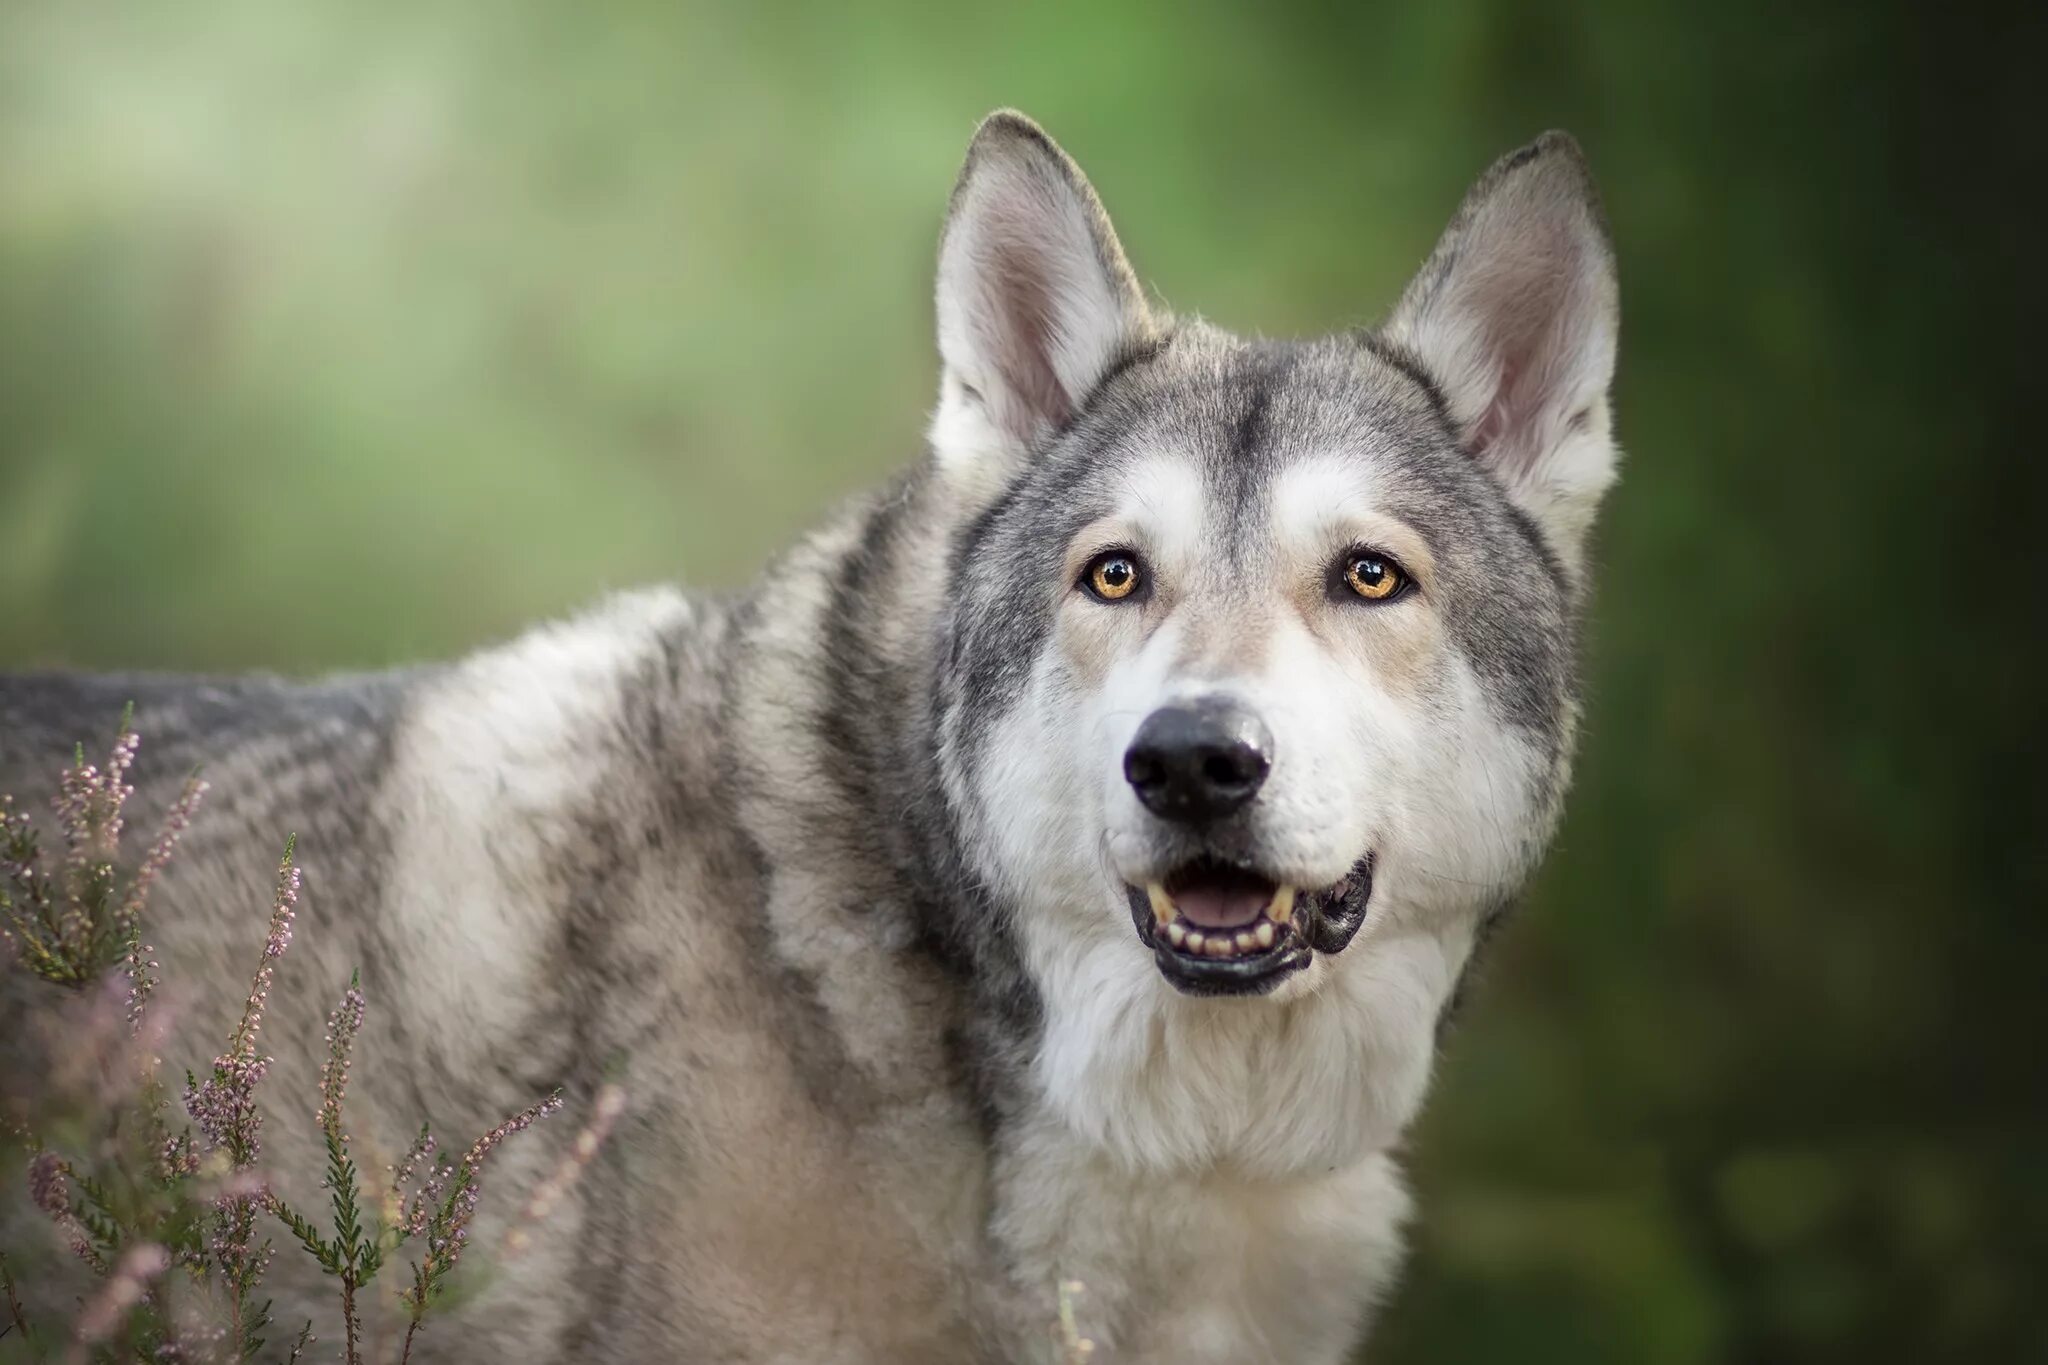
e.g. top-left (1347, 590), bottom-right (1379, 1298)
top-left (722, 463), bottom-right (1041, 1126)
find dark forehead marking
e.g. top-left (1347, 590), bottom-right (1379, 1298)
top-left (1227, 347), bottom-right (1287, 465)
top-left (1218, 346), bottom-right (1294, 551)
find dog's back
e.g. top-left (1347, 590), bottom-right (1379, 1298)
top-left (1, 588), bottom-right (996, 1361)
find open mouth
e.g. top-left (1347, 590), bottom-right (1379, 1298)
top-left (1125, 854), bottom-right (1374, 997)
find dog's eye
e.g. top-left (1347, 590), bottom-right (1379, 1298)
top-left (1341, 551), bottom-right (1407, 602)
top-left (1082, 552), bottom-right (1143, 602)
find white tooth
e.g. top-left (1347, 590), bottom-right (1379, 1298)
top-left (1265, 885), bottom-right (1297, 925)
top-left (1205, 935), bottom-right (1232, 958)
top-left (1165, 922), bottom-right (1187, 948)
top-left (1147, 883), bottom-right (1175, 929)
top-left (1184, 930), bottom-right (1206, 953)
top-left (1254, 921), bottom-right (1276, 949)
top-left (1235, 931), bottom-right (1257, 953)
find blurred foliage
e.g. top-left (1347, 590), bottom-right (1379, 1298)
top-left (2, 0), bottom-right (2039, 1360)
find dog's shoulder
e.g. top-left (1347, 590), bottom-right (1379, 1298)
top-left (404, 585), bottom-right (723, 789)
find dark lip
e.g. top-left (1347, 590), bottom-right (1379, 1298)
top-left (1124, 854), bottom-right (1375, 997)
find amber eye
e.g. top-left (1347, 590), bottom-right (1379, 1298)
top-left (1341, 551), bottom-right (1407, 602)
top-left (1083, 552), bottom-right (1143, 602)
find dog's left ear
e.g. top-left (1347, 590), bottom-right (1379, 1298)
top-left (1385, 133), bottom-right (1620, 572)
top-left (930, 111), bottom-right (1156, 500)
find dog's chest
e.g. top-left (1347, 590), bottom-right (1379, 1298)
top-left (988, 1119), bottom-right (1410, 1364)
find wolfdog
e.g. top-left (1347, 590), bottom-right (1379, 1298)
top-left (2, 111), bottom-right (1619, 1361)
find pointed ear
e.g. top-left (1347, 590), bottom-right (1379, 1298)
top-left (929, 111), bottom-right (1155, 496)
top-left (1385, 132), bottom-right (1620, 567)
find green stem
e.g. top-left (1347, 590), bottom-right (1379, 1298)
top-left (341, 1273), bottom-right (360, 1365)
top-left (0, 1252), bottom-right (35, 1352)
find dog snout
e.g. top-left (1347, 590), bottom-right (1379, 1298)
top-left (1123, 700), bottom-right (1273, 822)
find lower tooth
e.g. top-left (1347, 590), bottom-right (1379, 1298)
top-left (1165, 922), bottom-right (1187, 948)
top-left (1234, 931), bottom-right (1257, 953)
top-left (1254, 921), bottom-right (1275, 949)
top-left (1205, 936), bottom-right (1232, 958)
top-left (1184, 930), bottom-right (1206, 952)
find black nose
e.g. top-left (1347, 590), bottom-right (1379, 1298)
top-left (1123, 700), bottom-right (1274, 822)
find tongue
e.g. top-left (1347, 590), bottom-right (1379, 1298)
top-left (1172, 878), bottom-right (1272, 929)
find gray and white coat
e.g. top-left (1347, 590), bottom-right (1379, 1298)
top-left (2, 111), bottom-right (1621, 1363)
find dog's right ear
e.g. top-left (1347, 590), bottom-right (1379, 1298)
top-left (930, 111), bottom-right (1155, 500)
top-left (1383, 133), bottom-right (1619, 575)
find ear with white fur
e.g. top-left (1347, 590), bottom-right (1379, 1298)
top-left (930, 111), bottom-right (1155, 497)
top-left (1385, 132), bottom-right (1620, 569)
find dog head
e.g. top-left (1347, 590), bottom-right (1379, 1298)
top-left (924, 112), bottom-right (1618, 1168)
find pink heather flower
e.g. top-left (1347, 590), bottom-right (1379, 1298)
top-left (407, 1091), bottom-right (564, 1271)
top-left (506, 1084), bottom-right (625, 1256)
top-left (0, 793), bottom-right (35, 890)
top-left (439, 1093), bottom-right (563, 1249)
top-left (52, 758), bottom-right (106, 953)
top-left (118, 774), bottom-right (207, 1030)
top-left (53, 758), bottom-right (103, 862)
top-left (403, 1172), bottom-right (444, 1238)
top-left (53, 723), bottom-right (133, 926)
top-left (185, 843), bottom-right (299, 1166)
top-left (260, 843), bottom-right (302, 966)
top-left (26, 1152), bottom-right (99, 1269)
top-left (101, 725), bottom-right (139, 847)
top-left (317, 983), bottom-right (366, 1139)
top-left (7, 721), bottom-right (162, 984)
top-left (159, 1130), bottom-right (201, 1181)
top-left (27, 1151), bottom-right (69, 1217)
top-left (185, 1053), bottom-right (272, 1164)
top-left (221, 841), bottom-right (301, 1067)
top-left (123, 940), bottom-right (161, 1036)
top-left (393, 1127), bottom-right (437, 1194)
top-left (121, 773), bottom-right (205, 924)
top-left (204, 1177), bottom-right (272, 1288)
top-left (462, 1092), bottom-right (564, 1173)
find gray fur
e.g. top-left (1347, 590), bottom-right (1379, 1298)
top-left (2, 111), bottom-right (1619, 1362)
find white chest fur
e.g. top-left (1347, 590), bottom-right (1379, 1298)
top-left (986, 908), bottom-right (1465, 1361)
top-left (992, 1112), bottom-right (1411, 1364)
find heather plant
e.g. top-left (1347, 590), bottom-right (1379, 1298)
top-left (1, 716), bottom-right (586, 1363)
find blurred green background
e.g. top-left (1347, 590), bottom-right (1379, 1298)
top-left (2, 0), bottom-right (2039, 1360)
